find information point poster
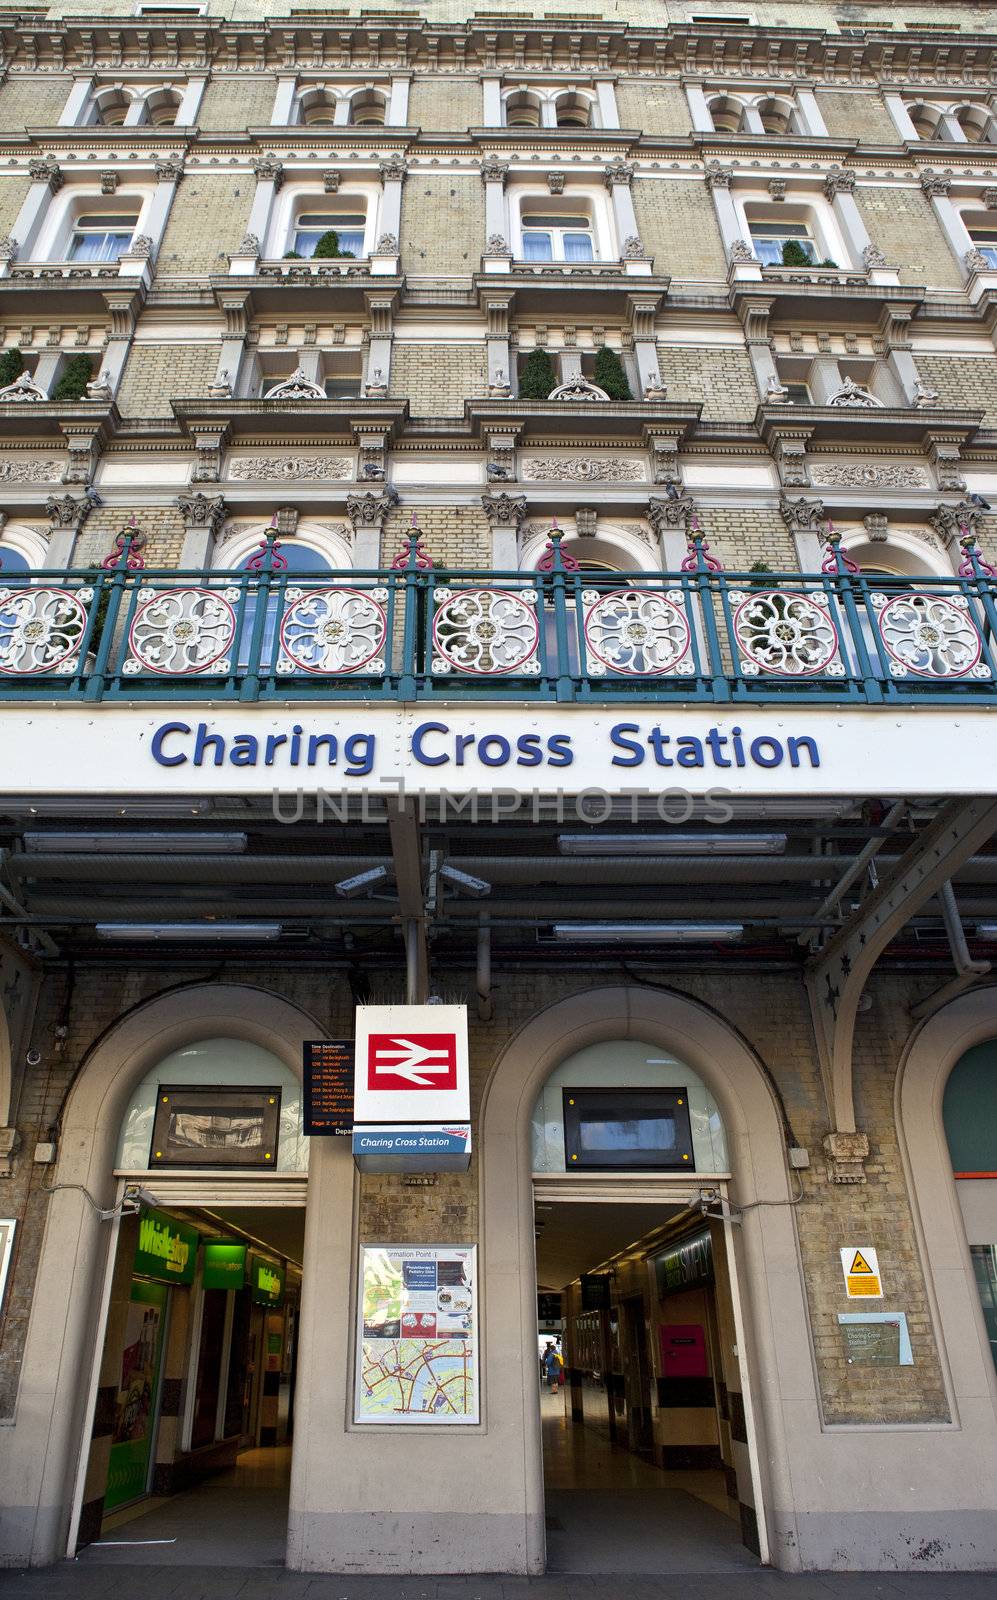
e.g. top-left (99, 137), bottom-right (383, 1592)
top-left (355, 1244), bottom-right (478, 1425)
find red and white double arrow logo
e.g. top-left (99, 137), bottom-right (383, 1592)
top-left (367, 1032), bottom-right (458, 1090)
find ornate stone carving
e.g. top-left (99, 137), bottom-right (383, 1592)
top-left (622, 235), bottom-right (648, 260)
top-left (323, 170), bottom-right (340, 193)
top-left (0, 457), bottom-right (60, 483)
top-left (768, 178), bottom-right (787, 201)
top-left (772, 437), bottom-right (810, 488)
top-left (547, 378), bottom-right (611, 402)
top-left (604, 158), bottom-right (635, 188)
top-left (0, 371), bottom-right (46, 403)
top-left (522, 456), bottom-right (645, 483)
top-left (0, 236), bottom-right (18, 262)
top-left (229, 455), bottom-right (353, 481)
top-left (912, 378), bottom-right (940, 408)
top-left (728, 238), bottom-right (758, 264)
top-left (779, 495), bottom-right (826, 532)
top-left (252, 156), bottom-right (284, 188)
top-left (930, 498), bottom-right (982, 546)
top-left (483, 233), bottom-right (513, 258)
top-left (765, 374), bottom-right (789, 402)
top-left (235, 233), bottom-right (261, 257)
top-left (827, 377), bottom-right (883, 408)
top-left (346, 487), bottom-right (399, 529)
top-left (374, 232), bottom-right (399, 254)
top-left (809, 462), bottom-right (929, 489)
top-left (984, 188), bottom-right (997, 211)
top-left (823, 165), bottom-right (856, 199)
top-left (575, 507), bottom-right (598, 539)
top-left (704, 160), bottom-right (733, 190)
top-left (481, 492), bottom-right (527, 532)
top-left (862, 242), bottom-right (889, 269)
top-left (265, 368), bottom-right (326, 400)
top-left (920, 168), bottom-right (951, 198)
top-left (125, 234), bottom-right (153, 259)
top-left (648, 491), bottom-right (696, 532)
top-left (378, 154), bottom-right (408, 183)
top-left (85, 371), bottom-right (114, 402)
top-left (823, 1129), bottom-right (869, 1185)
top-left (480, 156), bottom-right (511, 185)
top-left (45, 489), bottom-right (99, 530)
top-left (964, 247), bottom-right (992, 274)
top-left (154, 154), bottom-right (184, 184)
top-left (100, 170), bottom-right (118, 195)
top-left (207, 371), bottom-right (232, 399)
top-left (863, 513), bottom-right (889, 542)
top-left (485, 435), bottom-right (517, 480)
top-left (547, 172), bottom-right (565, 194)
top-left (176, 491), bottom-right (228, 533)
top-left (28, 158), bottom-right (63, 193)
top-left (62, 429), bottom-right (104, 485)
top-left (648, 437), bottom-right (681, 486)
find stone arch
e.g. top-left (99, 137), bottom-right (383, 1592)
top-left (0, 982), bottom-right (326, 1568)
top-left (478, 983), bottom-right (813, 1572)
top-left (896, 986), bottom-right (997, 1424)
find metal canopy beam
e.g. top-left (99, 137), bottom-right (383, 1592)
top-left (805, 796), bottom-right (997, 1177)
top-left (387, 800), bottom-right (428, 1003)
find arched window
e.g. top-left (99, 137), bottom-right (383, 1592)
top-left (755, 96), bottom-right (795, 136)
top-left (144, 88), bottom-right (183, 128)
top-left (298, 88), bottom-right (339, 125)
top-left (349, 91), bottom-right (386, 127)
top-left (218, 526), bottom-right (352, 669)
top-left (955, 104), bottom-right (994, 144)
top-left (943, 1041), bottom-right (997, 1374)
top-left (0, 546), bottom-right (30, 576)
top-left (708, 95), bottom-right (746, 133)
top-left (94, 88), bottom-right (132, 126)
top-left (553, 92), bottom-right (593, 129)
top-left (907, 103), bottom-right (941, 140)
top-left (505, 90), bottom-right (542, 129)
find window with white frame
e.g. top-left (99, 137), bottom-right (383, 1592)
top-left (0, 544), bottom-right (30, 575)
top-left (93, 88), bottom-right (131, 126)
top-left (553, 92), bottom-right (594, 129)
top-left (969, 224), bottom-right (997, 268)
top-left (706, 91), bottom-right (801, 135)
top-left (291, 207), bottom-right (366, 259)
top-left (745, 213), bottom-right (836, 268)
top-left (89, 82), bottom-right (183, 127)
top-left (501, 85), bottom-right (599, 130)
top-left (259, 353), bottom-right (363, 398)
top-left (69, 212), bottom-right (138, 263)
top-left (350, 90), bottom-right (386, 127)
top-left (520, 208), bottom-right (594, 262)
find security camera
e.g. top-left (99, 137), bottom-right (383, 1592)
top-left (123, 1184), bottom-right (159, 1211)
top-left (439, 864), bottom-right (491, 898)
top-left (335, 866), bottom-right (390, 898)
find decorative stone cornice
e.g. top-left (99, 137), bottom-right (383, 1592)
top-left (930, 498), bottom-right (982, 546)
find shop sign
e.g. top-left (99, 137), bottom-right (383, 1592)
top-left (303, 1039), bottom-right (355, 1136)
top-left (250, 1254), bottom-right (285, 1307)
top-left (355, 1244), bottom-right (478, 1424)
top-left (351, 1123), bottom-right (471, 1172)
top-left (104, 1278), bottom-right (168, 1512)
top-left (840, 1245), bottom-right (883, 1299)
top-left (580, 1273), bottom-right (611, 1312)
top-left (838, 1311), bottom-right (912, 1366)
top-left (202, 1240), bottom-right (247, 1291)
top-left (353, 1004), bottom-right (470, 1125)
top-left (133, 1207), bottom-right (198, 1285)
top-left (654, 1230), bottom-right (714, 1297)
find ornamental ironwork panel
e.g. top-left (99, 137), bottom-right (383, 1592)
top-left (582, 588), bottom-right (692, 677)
top-left (873, 593), bottom-right (988, 680)
top-left (125, 587), bottom-right (238, 676)
top-left (0, 586), bottom-right (91, 675)
top-left (731, 589), bottom-right (841, 678)
top-left (277, 587), bottom-right (387, 675)
top-left (432, 587), bottom-right (541, 675)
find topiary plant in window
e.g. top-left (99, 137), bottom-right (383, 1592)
top-left (283, 250), bottom-right (302, 259)
top-left (518, 347), bottom-right (557, 399)
top-left (51, 355), bottom-right (94, 402)
top-left (0, 347), bottom-right (25, 389)
top-left (593, 345), bottom-right (632, 401)
top-left (312, 229), bottom-right (355, 260)
top-left (780, 239), bottom-right (812, 267)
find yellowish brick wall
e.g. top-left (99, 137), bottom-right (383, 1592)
top-left (816, 89), bottom-right (900, 144)
top-left (856, 186), bottom-right (964, 289)
top-left (916, 355), bottom-right (997, 426)
top-left (0, 177), bottom-right (31, 239)
top-left (390, 341), bottom-right (487, 416)
top-left (0, 74), bottom-right (71, 129)
top-left (635, 179), bottom-right (727, 281)
top-left (73, 503), bottom-right (187, 569)
top-left (408, 77), bottom-right (481, 131)
top-left (655, 342), bottom-right (759, 422)
top-left (381, 502), bottom-right (491, 567)
top-left (197, 75), bottom-right (275, 131)
top-left (157, 175), bottom-right (250, 275)
top-left (616, 80), bottom-right (690, 135)
top-left (116, 343), bottom-right (220, 418)
top-left (694, 504), bottom-right (798, 570)
top-left (400, 175), bottom-right (483, 275)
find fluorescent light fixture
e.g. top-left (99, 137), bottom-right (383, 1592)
top-left (557, 833), bottom-right (786, 856)
top-left (335, 866), bottom-right (390, 898)
top-left (975, 923), bottom-right (997, 939)
top-left (23, 830), bottom-right (247, 854)
top-left (439, 864), bottom-right (492, 896)
top-left (95, 922), bottom-right (282, 941)
top-left (1, 798), bottom-right (214, 818)
top-left (552, 922), bottom-right (744, 943)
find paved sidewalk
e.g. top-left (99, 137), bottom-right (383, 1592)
top-left (1, 1567), bottom-right (996, 1600)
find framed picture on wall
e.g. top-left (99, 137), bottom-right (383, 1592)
top-left (149, 1085), bottom-right (282, 1167)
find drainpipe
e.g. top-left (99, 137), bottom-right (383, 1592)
top-left (476, 915), bottom-right (493, 1021)
top-left (910, 880), bottom-right (991, 1019)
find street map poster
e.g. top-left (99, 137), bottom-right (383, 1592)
top-left (354, 1244), bottom-right (478, 1424)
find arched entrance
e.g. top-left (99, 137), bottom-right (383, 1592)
top-left (480, 985), bottom-right (813, 1575)
top-left (0, 983), bottom-right (325, 1570)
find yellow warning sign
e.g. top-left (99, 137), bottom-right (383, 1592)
top-left (840, 1245), bottom-right (882, 1299)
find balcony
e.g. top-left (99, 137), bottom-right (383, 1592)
top-left (2, 538), bottom-right (997, 707)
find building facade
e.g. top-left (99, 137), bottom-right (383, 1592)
top-left (0, 0), bottom-right (996, 1579)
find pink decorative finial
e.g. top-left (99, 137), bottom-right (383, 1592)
top-left (102, 519), bottom-right (146, 570)
top-left (821, 517), bottom-right (858, 575)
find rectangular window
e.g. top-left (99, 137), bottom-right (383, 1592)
top-left (783, 381), bottom-right (812, 404)
top-left (562, 1087), bottom-right (694, 1171)
top-left (149, 1084), bottom-right (282, 1167)
top-left (972, 229), bottom-right (997, 269)
top-left (293, 211), bottom-right (365, 259)
top-left (68, 213), bottom-right (137, 263)
top-left (521, 212), bottom-right (594, 263)
top-left (750, 220), bottom-right (816, 267)
top-left (970, 1246), bottom-right (997, 1374)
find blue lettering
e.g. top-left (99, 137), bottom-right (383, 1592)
top-left (788, 735), bottom-right (820, 769)
top-left (344, 733), bottom-right (375, 777)
top-left (750, 736), bottom-right (784, 768)
top-left (412, 721), bottom-right (450, 766)
top-left (151, 721), bottom-right (190, 767)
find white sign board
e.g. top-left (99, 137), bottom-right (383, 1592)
top-left (353, 1004), bottom-right (470, 1124)
top-left (840, 1245), bottom-right (883, 1299)
top-left (355, 1244), bottom-right (478, 1424)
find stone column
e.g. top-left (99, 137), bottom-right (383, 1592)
top-left (484, 293), bottom-right (514, 395)
top-left (779, 494), bottom-right (826, 571)
top-left (388, 76), bottom-right (411, 126)
top-left (823, 167), bottom-right (898, 283)
top-left (176, 491), bottom-right (227, 567)
top-left (374, 155), bottom-right (406, 270)
top-left (794, 89), bottom-right (829, 137)
top-left (364, 292), bottom-right (396, 394)
top-left (604, 158), bottom-right (641, 260)
top-left (272, 76), bottom-right (297, 125)
top-left (58, 78), bottom-right (93, 126)
top-left (594, 79), bottom-right (620, 129)
top-left (4, 159), bottom-right (63, 273)
top-left (212, 289), bottom-right (251, 397)
top-left (140, 155), bottom-right (185, 266)
top-left (937, 112), bottom-right (968, 143)
top-left (806, 355), bottom-right (844, 404)
top-left (480, 156), bottom-right (511, 268)
top-left (176, 77), bottom-right (207, 126)
top-left (627, 293), bottom-right (665, 398)
top-left (740, 103), bottom-right (766, 135)
top-left (98, 288), bottom-right (141, 397)
top-left (482, 77), bottom-right (502, 125)
top-left (737, 296), bottom-right (783, 400)
top-left (703, 161), bottom-right (761, 279)
top-left (346, 488), bottom-right (398, 567)
top-left (920, 169), bottom-right (977, 280)
top-left (229, 156), bottom-right (284, 274)
top-left (684, 83), bottom-right (713, 132)
top-left (44, 488), bottom-right (99, 567)
top-left (482, 491), bottom-right (527, 568)
top-left (883, 93), bottom-right (919, 141)
top-left (877, 303), bottom-right (926, 405)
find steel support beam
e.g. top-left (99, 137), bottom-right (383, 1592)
top-left (805, 797), bottom-right (997, 1178)
top-left (387, 800), bottom-right (428, 1003)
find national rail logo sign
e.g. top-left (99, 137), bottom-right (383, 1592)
top-left (353, 1004), bottom-right (470, 1124)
